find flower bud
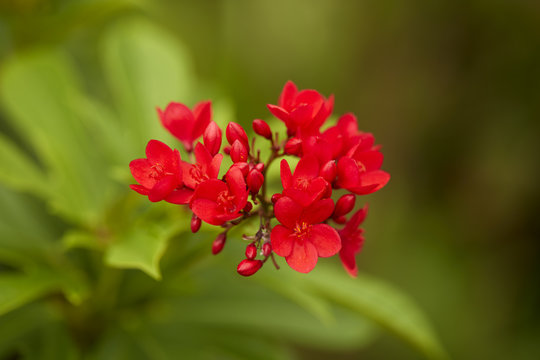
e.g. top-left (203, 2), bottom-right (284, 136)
top-left (191, 214), bottom-right (201, 233)
top-left (212, 233), bottom-right (227, 255)
top-left (247, 169), bottom-right (264, 194)
top-left (231, 162), bottom-right (249, 177)
top-left (320, 160), bottom-right (337, 183)
top-left (226, 122), bottom-right (249, 149)
top-left (230, 140), bottom-right (248, 163)
top-left (203, 121), bottom-right (222, 156)
top-left (271, 193), bottom-right (282, 204)
top-left (223, 145), bottom-right (231, 155)
top-left (243, 201), bottom-right (253, 212)
top-left (333, 215), bottom-right (347, 224)
top-left (252, 119), bottom-right (272, 140)
top-left (245, 244), bottom-right (257, 260)
top-left (284, 137), bottom-right (302, 156)
top-left (333, 194), bottom-right (356, 219)
top-left (262, 242), bottom-right (272, 257)
top-left (254, 162), bottom-right (264, 172)
top-left (237, 259), bottom-right (262, 276)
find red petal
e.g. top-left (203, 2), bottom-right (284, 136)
top-left (280, 159), bottom-right (293, 189)
top-left (337, 113), bottom-right (358, 137)
top-left (193, 179), bottom-right (228, 201)
top-left (192, 101), bottom-right (212, 140)
top-left (203, 121), bottom-right (222, 156)
top-left (345, 204), bottom-right (368, 231)
top-left (278, 81), bottom-right (298, 110)
top-left (165, 188), bottom-right (194, 204)
top-left (146, 140), bottom-right (173, 164)
top-left (337, 157), bottom-right (361, 189)
top-left (148, 175), bottom-right (177, 202)
top-left (284, 177), bottom-right (327, 207)
top-left (339, 250), bottom-right (358, 277)
top-left (129, 158), bottom-right (155, 188)
top-left (209, 153), bottom-right (223, 179)
top-left (309, 224), bottom-right (341, 257)
top-left (159, 102), bottom-right (194, 143)
top-left (293, 155), bottom-right (319, 179)
top-left (191, 198), bottom-right (222, 225)
top-left (301, 198), bottom-right (335, 225)
top-left (226, 167), bottom-right (248, 208)
top-left (267, 104), bottom-right (289, 122)
top-left (274, 196), bottom-right (302, 229)
top-left (270, 225), bottom-right (294, 257)
top-left (129, 184), bottom-right (149, 195)
top-left (194, 142), bottom-right (213, 169)
top-left (353, 150), bottom-right (384, 171)
top-left (295, 89), bottom-right (323, 113)
top-left (286, 240), bottom-right (318, 273)
top-left (350, 170), bottom-right (390, 195)
top-left (289, 104), bottom-right (313, 128)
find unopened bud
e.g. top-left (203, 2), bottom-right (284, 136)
top-left (245, 244), bottom-right (257, 260)
top-left (226, 122), bottom-right (249, 149)
top-left (334, 194), bottom-right (356, 219)
top-left (230, 140), bottom-right (248, 163)
top-left (247, 169), bottom-right (264, 194)
top-left (223, 145), bottom-right (231, 155)
top-left (255, 162), bottom-right (264, 172)
top-left (262, 242), bottom-right (272, 257)
top-left (333, 215), bottom-right (347, 224)
top-left (284, 137), bottom-right (302, 156)
top-left (320, 160), bottom-right (337, 183)
top-left (271, 193), bottom-right (282, 204)
top-left (191, 214), bottom-right (202, 233)
top-left (237, 259), bottom-right (262, 276)
top-left (203, 121), bottom-right (222, 156)
top-left (212, 233), bottom-right (227, 255)
top-left (252, 119), bottom-right (272, 140)
top-left (243, 201), bottom-right (253, 212)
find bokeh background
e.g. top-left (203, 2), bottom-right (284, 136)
top-left (1, 1), bottom-right (539, 359)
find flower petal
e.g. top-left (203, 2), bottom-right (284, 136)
top-left (286, 240), bottom-right (318, 273)
top-left (270, 225), bottom-right (294, 257)
top-left (191, 198), bottom-right (221, 225)
top-left (278, 80), bottom-right (298, 110)
top-left (309, 224), bottom-right (341, 257)
top-left (280, 159), bottom-right (293, 189)
top-left (193, 179), bottom-right (228, 201)
top-left (337, 157), bottom-right (361, 189)
top-left (159, 102), bottom-right (195, 143)
top-left (267, 104), bottom-right (289, 122)
top-left (191, 101), bottom-right (212, 140)
top-left (301, 198), bottom-right (335, 224)
top-left (165, 188), bottom-right (194, 204)
top-left (350, 170), bottom-right (390, 195)
top-left (293, 155), bottom-right (319, 179)
top-left (129, 158), bottom-right (155, 188)
top-left (148, 175), bottom-right (177, 202)
top-left (274, 196), bottom-right (302, 229)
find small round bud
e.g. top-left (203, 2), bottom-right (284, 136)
top-left (212, 233), bottom-right (227, 255)
top-left (284, 137), bottom-right (302, 156)
top-left (247, 169), bottom-right (264, 194)
top-left (245, 244), bottom-right (257, 260)
top-left (223, 145), bottom-right (231, 155)
top-left (320, 160), bottom-right (337, 183)
top-left (203, 121), bottom-right (222, 156)
top-left (271, 193), bottom-right (282, 204)
top-left (252, 119), bottom-right (272, 140)
top-left (262, 242), bottom-right (272, 257)
top-left (226, 122), bottom-right (249, 149)
top-left (334, 194), bottom-right (356, 219)
top-left (237, 259), bottom-right (262, 276)
top-left (191, 214), bottom-right (202, 233)
top-left (333, 215), bottom-right (347, 224)
top-left (243, 201), bottom-right (253, 213)
top-left (230, 140), bottom-right (248, 163)
top-left (254, 162), bottom-right (265, 172)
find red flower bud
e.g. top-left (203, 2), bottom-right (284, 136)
top-left (262, 242), bottom-right (272, 257)
top-left (212, 233), bottom-right (227, 255)
top-left (271, 193), bottom-right (282, 203)
top-left (284, 137), bottom-right (302, 156)
top-left (252, 119), bottom-right (272, 140)
top-left (333, 194), bottom-right (356, 219)
top-left (191, 214), bottom-right (202, 233)
top-left (243, 201), bottom-right (253, 212)
top-left (223, 145), bottom-right (231, 155)
top-left (230, 140), bottom-right (248, 163)
top-left (320, 160), bottom-right (337, 183)
top-left (333, 215), bottom-right (347, 224)
top-left (255, 162), bottom-right (265, 172)
top-left (247, 169), bottom-right (264, 194)
top-left (231, 162), bottom-right (249, 177)
top-left (226, 122), bottom-right (249, 149)
top-left (237, 259), bottom-right (262, 276)
top-left (245, 244), bottom-right (257, 260)
top-left (203, 121), bottom-right (222, 156)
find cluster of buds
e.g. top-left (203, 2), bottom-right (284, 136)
top-left (129, 81), bottom-right (390, 276)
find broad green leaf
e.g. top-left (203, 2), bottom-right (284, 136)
top-left (105, 223), bottom-right (169, 280)
top-left (0, 51), bottom-right (119, 226)
top-left (101, 17), bottom-right (195, 148)
top-left (303, 264), bottom-right (449, 360)
top-left (0, 133), bottom-right (49, 197)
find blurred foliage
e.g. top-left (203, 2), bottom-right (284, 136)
top-left (1, 0), bottom-right (539, 359)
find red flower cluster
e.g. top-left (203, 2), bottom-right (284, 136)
top-left (130, 81), bottom-right (389, 277)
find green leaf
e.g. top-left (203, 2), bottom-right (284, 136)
top-left (101, 17), bottom-right (195, 148)
top-left (105, 223), bottom-right (169, 280)
top-left (303, 264), bottom-right (450, 360)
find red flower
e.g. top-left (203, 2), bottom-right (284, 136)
top-left (338, 205), bottom-right (368, 277)
top-left (158, 101), bottom-right (212, 152)
top-left (181, 142), bottom-right (223, 191)
top-left (271, 196), bottom-right (341, 273)
top-left (336, 150), bottom-right (390, 195)
top-left (280, 155), bottom-right (329, 207)
top-left (190, 167), bottom-right (248, 226)
top-left (267, 81), bottom-right (333, 138)
top-left (129, 140), bottom-right (192, 204)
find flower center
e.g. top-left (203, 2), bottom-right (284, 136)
top-left (296, 177), bottom-right (310, 190)
top-left (293, 221), bottom-right (311, 242)
top-left (217, 190), bottom-right (237, 213)
top-left (190, 164), bottom-right (209, 185)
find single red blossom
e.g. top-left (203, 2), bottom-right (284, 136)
top-left (271, 196), bottom-right (341, 273)
top-left (267, 81), bottom-right (334, 138)
top-left (181, 142), bottom-right (223, 191)
top-left (203, 121), bottom-right (222, 156)
top-left (338, 204), bottom-right (368, 277)
top-left (129, 140), bottom-right (192, 204)
top-left (336, 152), bottom-right (390, 195)
top-left (190, 167), bottom-right (249, 226)
top-left (157, 101), bottom-right (211, 152)
top-left (280, 155), bottom-right (329, 207)
top-left (335, 113), bottom-right (376, 157)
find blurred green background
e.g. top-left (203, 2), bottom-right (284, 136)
top-left (1, 0), bottom-right (539, 359)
